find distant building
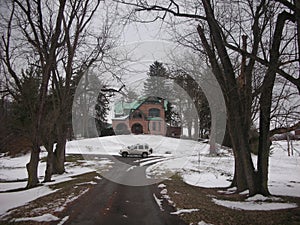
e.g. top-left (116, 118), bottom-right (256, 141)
top-left (112, 96), bottom-right (181, 137)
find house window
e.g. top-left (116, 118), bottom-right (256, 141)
top-left (149, 108), bottom-right (160, 117)
top-left (132, 111), bottom-right (142, 119)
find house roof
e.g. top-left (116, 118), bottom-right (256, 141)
top-left (147, 117), bottom-right (164, 121)
top-left (114, 96), bottom-right (168, 117)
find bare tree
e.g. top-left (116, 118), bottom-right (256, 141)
top-left (0, 0), bottom-right (121, 187)
top-left (0, 0), bottom-right (68, 188)
top-left (115, 0), bottom-right (299, 196)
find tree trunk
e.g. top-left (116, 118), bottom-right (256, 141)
top-left (227, 96), bottom-right (257, 195)
top-left (230, 152), bottom-right (247, 191)
top-left (198, 0), bottom-right (259, 195)
top-left (257, 107), bottom-right (272, 196)
top-left (231, 131), bottom-right (257, 195)
top-left (287, 134), bottom-right (291, 157)
top-left (53, 144), bottom-right (65, 174)
top-left (53, 128), bottom-right (66, 174)
top-left (257, 11), bottom-right (289, 196)
top-left (222, 123), bottom-right (232, 148)
top-left (44, 150), bottom-right (54, 182)
top-left (257, 69), bottom-right (275, 196)
top-left (26, 145), bottom-right (40, 188)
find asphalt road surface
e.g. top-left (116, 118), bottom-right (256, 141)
top-left (61, 155), bottom-right (187, 225)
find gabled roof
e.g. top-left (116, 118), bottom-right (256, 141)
top-left (114, 96), bottom-right (168, 117)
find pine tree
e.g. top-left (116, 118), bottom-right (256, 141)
top-left (95, 91), bottom-right (110, 136)
top-left (144, 61), bottom-right (178, 125)
top-left (143, 61), bottom-right (172, 98)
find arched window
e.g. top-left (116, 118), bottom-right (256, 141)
top-left (148, 108), bottom-right (160, 117)
top-left (115, 123), bottom-right (129, 134)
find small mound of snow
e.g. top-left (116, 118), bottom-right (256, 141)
top-left (246, 194), bottom-right (283, 202)
top-left (160, 189), bottom-right (168, 195)
top-left (198, 221), bottom-right (213, 225)
top-left (170, 208), bottom-right (199, 215)
top-left (158, 183), bottom-right (166, 189)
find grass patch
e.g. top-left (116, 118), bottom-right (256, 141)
top-left (162, 175), bottom-right (300, 225)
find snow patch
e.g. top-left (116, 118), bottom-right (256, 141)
top-left (76, 181), bottom-right (97, 185)
top-left (246, 194), bottom-right (283, 202)
top-left (170, 208), bottom-right (199, 215)
top-left (54, 188), bottom-right (89, 212)
top-left (126, 166), bottom-right (137, 172)
top-left (160, 189), bottom-right (167, 195)
top-left (198, 221), bottom-right (213, 225)
top-left (57, 216), bottom-right (69, 225)
top-left (13, 213), bottom-right (59, 222)
top-left (158, 183), bottom-right (166, 189)
top-left (0, 186), bottom-right (58, 216)
top-left (139, 158), bottom-right (168, 166)
top-left (153, 193), bottom-right (164, 211)
top-left (212, 198), bottom-right (297, 211)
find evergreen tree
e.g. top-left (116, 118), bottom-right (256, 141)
top-left (95, 91), bottom-right (110, 136)
top-left (143, 61), bottom-right (172, 98)
top-left (121, 88), bottom-right (139, 102)
top-left (144, 61), bottom-right (179, 125)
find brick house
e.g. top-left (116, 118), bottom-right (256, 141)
top-left (112, 96), bottom-right (179, 136)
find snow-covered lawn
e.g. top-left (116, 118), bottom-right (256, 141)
top-left (0, 148), bottom-right (114, 219)
top-left (0, 134), bottom-right (299, 221)
top-left (67, 135), bottom-right (300, 211)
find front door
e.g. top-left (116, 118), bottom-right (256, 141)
top-left (131, 123), bottom-right (143, 134)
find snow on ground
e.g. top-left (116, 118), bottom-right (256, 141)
top-left (170, 208), bottom-right (199, 215)
top-left (66, 134), bottom-right (202, 156)
top-left (153, 193), bottom-right (164, 211)
top-left (212, 197), bottom-right (298, 211)
top-left (0, 148), bottom-right (113, 217)
top-left (0, 134), bottom-right (299, 216)
top-left (142, 136), bottom-right (300, 198)
top-left (12, 213), bottom-right (59, 222)
top-left (198, 221), bottom-right (213, 225)
top-left (0, 186), bottom-right (58, 216)
top-left (0, 182), bottom-right (27, 192)
top-left (268, 141), bottom-right (300, 197)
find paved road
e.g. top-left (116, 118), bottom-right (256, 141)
top-left (61, 155), bottom-right (187, 225)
